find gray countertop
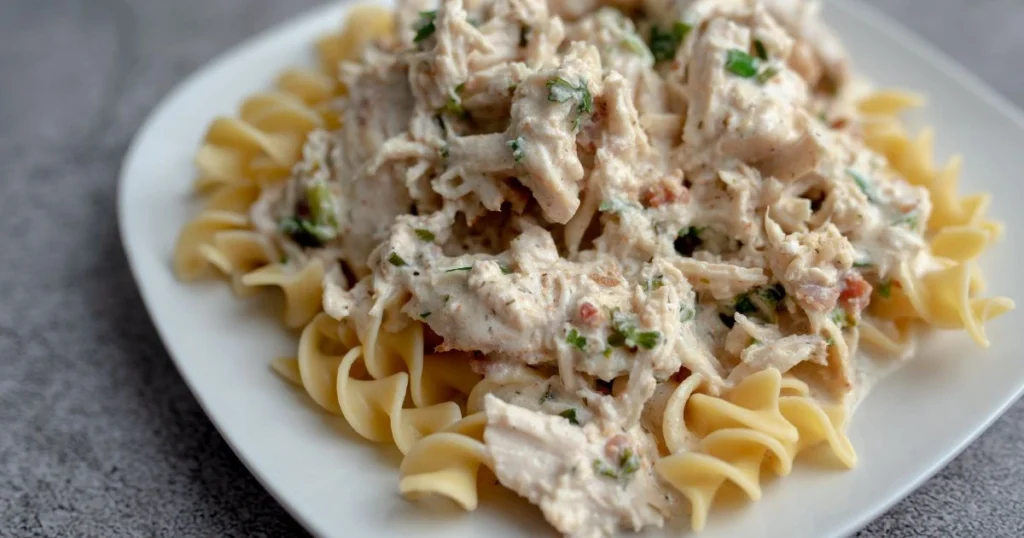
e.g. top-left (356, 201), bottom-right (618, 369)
top-left (1, 0), bottom-right (1022, 536)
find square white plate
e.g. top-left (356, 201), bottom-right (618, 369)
top-left (117, 1), bottom-right (1024, 536)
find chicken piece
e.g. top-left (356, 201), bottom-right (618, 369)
top-left (484, 395), bottom-right (670, 538)
top-left (508, 42), bottom-right (602, 223)
top-left (683, 9), bottom-right (824, 180)
top-left (765, 215), bottom-right (856, 315)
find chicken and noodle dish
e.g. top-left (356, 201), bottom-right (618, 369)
top-left (175, 0), bottom-right (1014, 535)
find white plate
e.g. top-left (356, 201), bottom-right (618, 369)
top-left (118, 1), bottom-right (1024, 536)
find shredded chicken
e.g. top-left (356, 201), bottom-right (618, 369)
top-left (249, 1), bottom-right (937, 535)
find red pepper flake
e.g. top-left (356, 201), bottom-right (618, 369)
top-left (839, 272), bottom-right (873, 315)
top-left (578, 302), bottom-right (601, 327)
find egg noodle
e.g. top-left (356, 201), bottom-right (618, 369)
top-left (174, 1), bottom-right (1013, 535)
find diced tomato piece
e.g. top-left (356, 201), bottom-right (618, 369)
top-left (840, 272), bottom-right (873, 314)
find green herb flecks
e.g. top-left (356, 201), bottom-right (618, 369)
top-left (388, 253), bottom-right (407, 267)
top-left (621, 35), bottom-right (649, 56)
top-left (444, 266), bottom-right (472, 273)
top-left (895, 212), bottom-right (919, 231)
top-left (847, 169), bottom-right (878, 203)
top-left (735, 294), bottom-right (758, 316)
top-left (877, 279), bottom-right (893, 299)
top-left (725, 48), bottom-right (779, 84)
top-left (439, 143), bottom-right (450, 161)
top-left (649, 22), bottom-right (692, 63)
top-left (619, 448), bottom-right (640, 477)
top-left (642, 275), bottom-right (665, 293)
top-left (593, 460), bottom-right (619, 479)
top-left (413, 11), bottom-right (437, 43)
top-left (607, 311), bottom-right (661, 351)
top-left (756, 66), bottom-right (780, 84)
top-left (279, 217), bottom-right (333, 248)
top-left (559, 408), bottom-right (580, 426)
top-left (420, 311), bottom-right (431, 319)
top-left (539, 385), bottom-right (555, 404)
top-left (725, 49), bottom-right (759, 78)
top-left (499, 264), bottom-right (513, 275)
top-left (508, 136), bottom-right (526, 164)
top-left (546, 77), bottom-right (593, 130)
top-left (306, 179), bottom-right (338, 229)
top-left (566, 328), bottom-right (587, 351)
top-left (679, 305), bottom-right (695, 323)
top-left (830, 307), bottom-right (856, 328)
top-left (414, 228), bottom-right (436, 242)
top-left (753, 39), bottom-right (768, 60)
top-left (759, 284), bottom-right (786, 309)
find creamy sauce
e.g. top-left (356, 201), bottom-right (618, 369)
top-left (250, 1), bottom-right (936, 535)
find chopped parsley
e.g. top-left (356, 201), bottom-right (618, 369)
top-left (649, 22), bottom-right (692, 63)
top-left (619, 448), bottom-right (640, 476)
top-left (593, 449), bottom-right (641, 480)
top-left (566, 328), bottom-right (587, 351)
top-left (607, 311), bottom-right (660, 350)
top-left (414, 228), bottom-right (435, 242)
top-left (847, 169), bottom-right (878, 203)
top-left (508, 136), bottom-right (526, 164)
top-left (279, 253), bottom-right (288, 264)
top-left (725, 49), bottom-right (759, 78)
top-left (679, 305), bottom-right (695, 323)
top-left (439, 143), bottom-right (450, 161)
top-left (895, 212), bottom-right (919, 231)
top-left (442, 294), bottom-right (451, 304)
top-left (306, 180), bottom-right (338, 228)
top-left (539, 385), bottom-right (555, 404)
top-left (593, 460), bottom-right (619, 479)
top-left (756, 66), bottom-right (780, 84)
top-left (674, 226), bottom-right (704, 256)
top-left (388, 253), bottom-right (407, 267)
top-left (642, 275), bottom-right (665, 292)
top-left (735, 294), bottom-right (758, 315)
top-left (876, 279), bottom-right (893, 299)
top-left (499, 264), bottom-right (513, 275)
top-left (559, 408), bottom-right (580, 426)
top-left (444, 266), bottom-right (472, 273)
top-left (442, 96), bottom-right (464, 116)
top-left (853, 258), bottom-right (873, 269)
top-left (280, 179), bottom-right (340, 247)
top-left (546, 77), bottom-right (593, 130)
top-left (420, 311), bottom-right (431, 319)
top-left (279, 217), bottom-right (332, 248)
top-left (830, 307), bottom-right (855, 328)
top-left (725, 47), bottom-right (779, 84)
top-left (753, 39), bottom-right (768, 60)
top-left (621, 35), bottom-right (649, 56)
top-left (413, 11), bottom-right (437, 43)
top-left (758, 284), bottom-right (786, 309)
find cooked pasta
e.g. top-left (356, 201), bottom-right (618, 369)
top-left (174, 0), bottom-right (1014, 535)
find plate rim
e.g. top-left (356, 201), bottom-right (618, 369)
top-left (116, 1), bottom-right (1024, 537)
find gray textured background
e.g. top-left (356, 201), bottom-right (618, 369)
top-left (1, 0), bottom-right (1022, 536)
